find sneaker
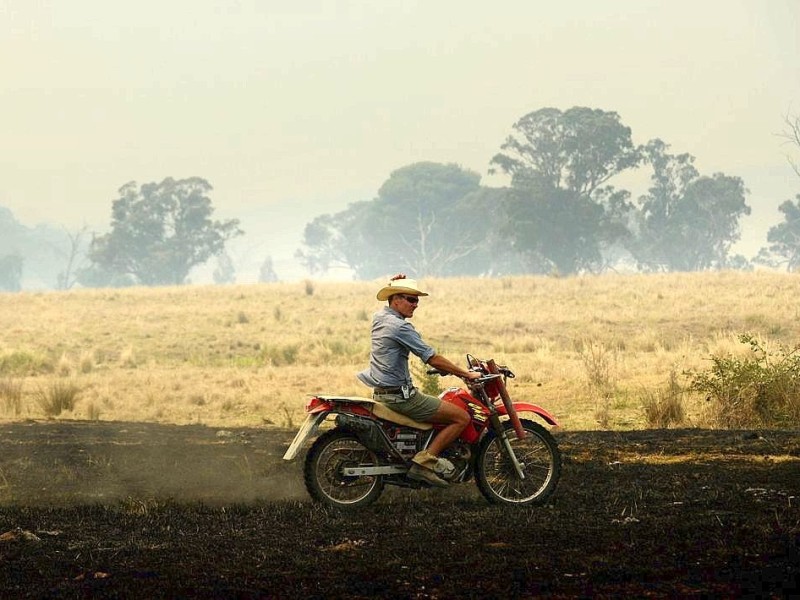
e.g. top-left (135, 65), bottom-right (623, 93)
top-left (407, 463), bottom-right (449, 487)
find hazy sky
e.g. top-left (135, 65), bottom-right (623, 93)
top-left (2, 0), bottom-right (799, 277)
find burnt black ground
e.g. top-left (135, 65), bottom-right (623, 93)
top-left (0, 421), bottom-right (798, 598)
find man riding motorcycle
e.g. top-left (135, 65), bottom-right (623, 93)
top-left (357, 274), bottom-right (481, 487)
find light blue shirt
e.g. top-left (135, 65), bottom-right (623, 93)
top-left (357, 306), bottom-right (436, 389)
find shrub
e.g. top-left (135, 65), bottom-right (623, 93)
top-left (79, 350), bottom-right (95, 374)
top-left (260, 344), bottom-right (299, 366)
top-left (642, 370), bottom-right (685, 428)
top-left (35, 381), bottom-right (81, 417)
top-left (688, 333), bottom-right (800, 428)
top-left (0, 351), bottom-right (52, 376)
top-left (57, 353), bottom-right (72, 377)
top-left (412, 361), bottom-right (441, 396)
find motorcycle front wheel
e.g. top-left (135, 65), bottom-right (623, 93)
top-left (304, 429), bottom-right (385, 509)
top-left (475, 419), bottom-right (561, 506)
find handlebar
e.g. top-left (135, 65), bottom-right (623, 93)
top-left (470, 373), bottom-right (502, 385)
top-left (426, 355), bottom-right (515, 380)
top-left (467, 354), bottom-right (515, 379)
top-left (425, 369), bottom-right (504, 387)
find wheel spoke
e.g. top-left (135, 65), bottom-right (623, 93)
top-left (479, 424), bottom-right (559, 504)
top-left (312, 436), bottom-right (381, 506)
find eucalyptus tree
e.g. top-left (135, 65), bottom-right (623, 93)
top-left (756, 195), bottom-right (800, 271)
top-left (630, 140), bottom-right (750, 271)
top-left (297, 162), bottom-right (498, 278)
top-left (490, 106), bottom-right (641, 274)
top-left (82, 177), bottom-right (242, 286)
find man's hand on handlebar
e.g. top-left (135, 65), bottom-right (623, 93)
top-left (425, 367), bottom-right (482, 382)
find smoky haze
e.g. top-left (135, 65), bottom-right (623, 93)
top-left (1, 1), bottom-right (799, 283)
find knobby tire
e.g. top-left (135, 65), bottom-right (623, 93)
top-left (303, 428), bottom-right (385, 510)
top-left (475, 419), bottom-right (561, 505)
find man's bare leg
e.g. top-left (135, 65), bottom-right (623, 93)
top-left (426, 402), bottom-right (470, 456)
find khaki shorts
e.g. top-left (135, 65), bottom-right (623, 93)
top-left (373, 388), bottom-right (441, 422)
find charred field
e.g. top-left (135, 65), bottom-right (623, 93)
top-left (0, 421), bottom-right (798, 599)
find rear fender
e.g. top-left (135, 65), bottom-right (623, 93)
top-left (495, 401), bottom-right (559, 428)
top-left (283, 397), bottom-right (373, 460)
top-left (282, 412), bottom-right (328, 461)
top-left (306, 396), bottom-right (335, 414)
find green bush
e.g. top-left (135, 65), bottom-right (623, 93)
top-left (412, 361), bottom-right (441, 396)
top-left (688, 333), bottom-right (800, 428)
top-left (0, 351), bottom-right (52, 376)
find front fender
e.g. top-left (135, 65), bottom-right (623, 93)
top-left (495, 401), bottom-right (559, 428)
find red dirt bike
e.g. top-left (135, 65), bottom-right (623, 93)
top-left (283, 355), bottom-right (561, 509)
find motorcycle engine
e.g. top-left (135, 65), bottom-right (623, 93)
top-left (387, 427), bottom-right (471, 482)
top-left (439, 442), bottom-right (471, 482)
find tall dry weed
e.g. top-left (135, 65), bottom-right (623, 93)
top-left (57, 353), bottom-right (72, 377)
top-left (86, 402), bottom-right (102, 421)
top-left (0, 378), bottom-right (24, 416)
top-left (579, 339), bottom-right (617, 393)
top-left (642, 370), bottom-right (686, 428)
top-left (579, 340), bottom-right (619, 430)
top-left (35, 381), bottom-right (81, 417)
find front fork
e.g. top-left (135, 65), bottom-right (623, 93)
top-left (488, 414), bottom-right (526, 479)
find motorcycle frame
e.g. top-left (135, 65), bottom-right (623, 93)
top-left (282, 379), bottom-right (558, 464)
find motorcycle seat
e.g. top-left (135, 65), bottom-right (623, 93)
top-left (316, 395), bottom-right (433, 430)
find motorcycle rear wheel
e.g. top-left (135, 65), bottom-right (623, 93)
top-left (475, 419), bottom-right (561, 505)
top-left (304, 429), bottom-right (385, 509)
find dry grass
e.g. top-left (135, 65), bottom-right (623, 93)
top-left (642, 370), bottom-right (686, 428)
top-left (34, 380), bottom-right (81, 417)
top-left (0, 378), bottom-right (24, 416)
top-left (0, 271), bottom-right (797, 430)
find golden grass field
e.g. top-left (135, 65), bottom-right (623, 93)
top-left (0, 271), bottom-right (798, 431)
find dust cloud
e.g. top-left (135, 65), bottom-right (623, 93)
top-left (0, 421), bottom-right (306, 506)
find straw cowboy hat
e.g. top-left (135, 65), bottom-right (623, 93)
top-left (376, 277), bottom-right (429, 301)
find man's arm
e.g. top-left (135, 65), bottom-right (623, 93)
top-left (427, 354), bottom-right (481, 380)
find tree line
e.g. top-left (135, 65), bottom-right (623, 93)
top-left (1, 106), bottom-right (799, 289)
top-left (297, 107), bottom-right (766, 278)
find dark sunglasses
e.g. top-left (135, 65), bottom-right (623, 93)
top-left (399, 294), bottom-right (419, 304)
